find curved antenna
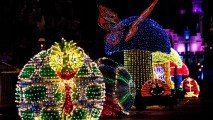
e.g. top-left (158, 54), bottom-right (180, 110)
top-left (125, 0), bottom-right (159, 41)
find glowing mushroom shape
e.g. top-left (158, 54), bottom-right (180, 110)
top-left (98, 0), bottom-right (171, 55)
top-left (98, 0), bottom-right (172, 110)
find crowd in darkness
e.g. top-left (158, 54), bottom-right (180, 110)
top-left (0, 0), bottom-right (212, 69)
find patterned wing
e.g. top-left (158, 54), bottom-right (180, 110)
top-left (98, 5), bottom-right (120, 31)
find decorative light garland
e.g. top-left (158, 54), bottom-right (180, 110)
top-left (16, 50), bottom-right (64, 120)
top-left (96, 57), bottom-right (136, 118)
top-left (124, 50), bottom-right (153, 90)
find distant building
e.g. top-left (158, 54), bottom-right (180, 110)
top-left (166, 0), bottom-right (205, 80)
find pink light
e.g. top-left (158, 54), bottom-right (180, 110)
top-left (190, 43), bottom-right (198, 52)
top-left (177, 44), bottom-right (185, 53)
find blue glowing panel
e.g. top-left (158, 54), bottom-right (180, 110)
top-left (154, 66), bottom-right (165, 80)
top-left (171, 75), bottom-right (182, 88)
top-left (105, 17), bottom-right (171, 55)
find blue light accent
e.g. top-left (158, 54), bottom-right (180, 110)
top-left (201, 71), bottom-right (204, 80)
top-left (105, 17), bottom-right (171, 55)
top-left (154, 66), bottom-right (164, 80)
top-left (171, 75), bottom-right (182, 88)
top-left (184, 27), bottom-right (190, 40)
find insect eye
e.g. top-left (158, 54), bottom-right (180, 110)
top-left (56, 55), bottom-right (62, 64)
top-left (70, 54), bottom-right (77, 63)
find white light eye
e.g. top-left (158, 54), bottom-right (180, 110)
top-left (70, 54), bottom-right (76, 63)
top-left (56, 55), bottom-right (61, 64)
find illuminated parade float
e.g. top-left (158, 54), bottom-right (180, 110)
top-left (98, 0), bottom-right (201, 109)
top-left (14, 0), bottom-right (202, 119)
top-left (98, 0), bottom-right (179, 109)
top-left (15, 39), bottom-right (106, 120)
top-left (15, 38), bottom-right (136, 120)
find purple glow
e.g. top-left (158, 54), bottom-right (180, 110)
top-left (176, 44), bottom-right (185, 53)
top-left (180, 9), bottom-right (186, 14)
top-left (193, 7), bottom-right (202, 13)
top-left (192, 1), bottom-right (203, 13)
top-left (190, 43), bottom-right (198, 52)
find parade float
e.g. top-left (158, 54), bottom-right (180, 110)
top-left (180, 77), bottom-right (200, 97)
top-left (97, 0), bottom-right (178, 109)
top-left (15, 38), bottom-right (136, 120)
top-left (15, 38), bottom-right (106, 120)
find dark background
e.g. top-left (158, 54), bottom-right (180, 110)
top-left (0, 0), bottom-right (212, 68)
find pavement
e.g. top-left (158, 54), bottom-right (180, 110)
top-left (1, 97), bottom-right (213, 120)
top-left (122, 97), bottom-right (213, 120)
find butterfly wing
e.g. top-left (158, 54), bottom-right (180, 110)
top-left (98, 5), bottom-right (120, 31)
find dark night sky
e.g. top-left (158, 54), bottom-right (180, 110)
top-left (0, 0), bottom-right (212, 68)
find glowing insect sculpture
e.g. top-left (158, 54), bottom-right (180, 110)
top-left (49, 38), bottom-right (84, 80)
top-left (16, 38), bottom-right (105, 120)
top-left (98, 0), bottom-right (171, 55)
top-left (49, 38), bottom-right (85, 115)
